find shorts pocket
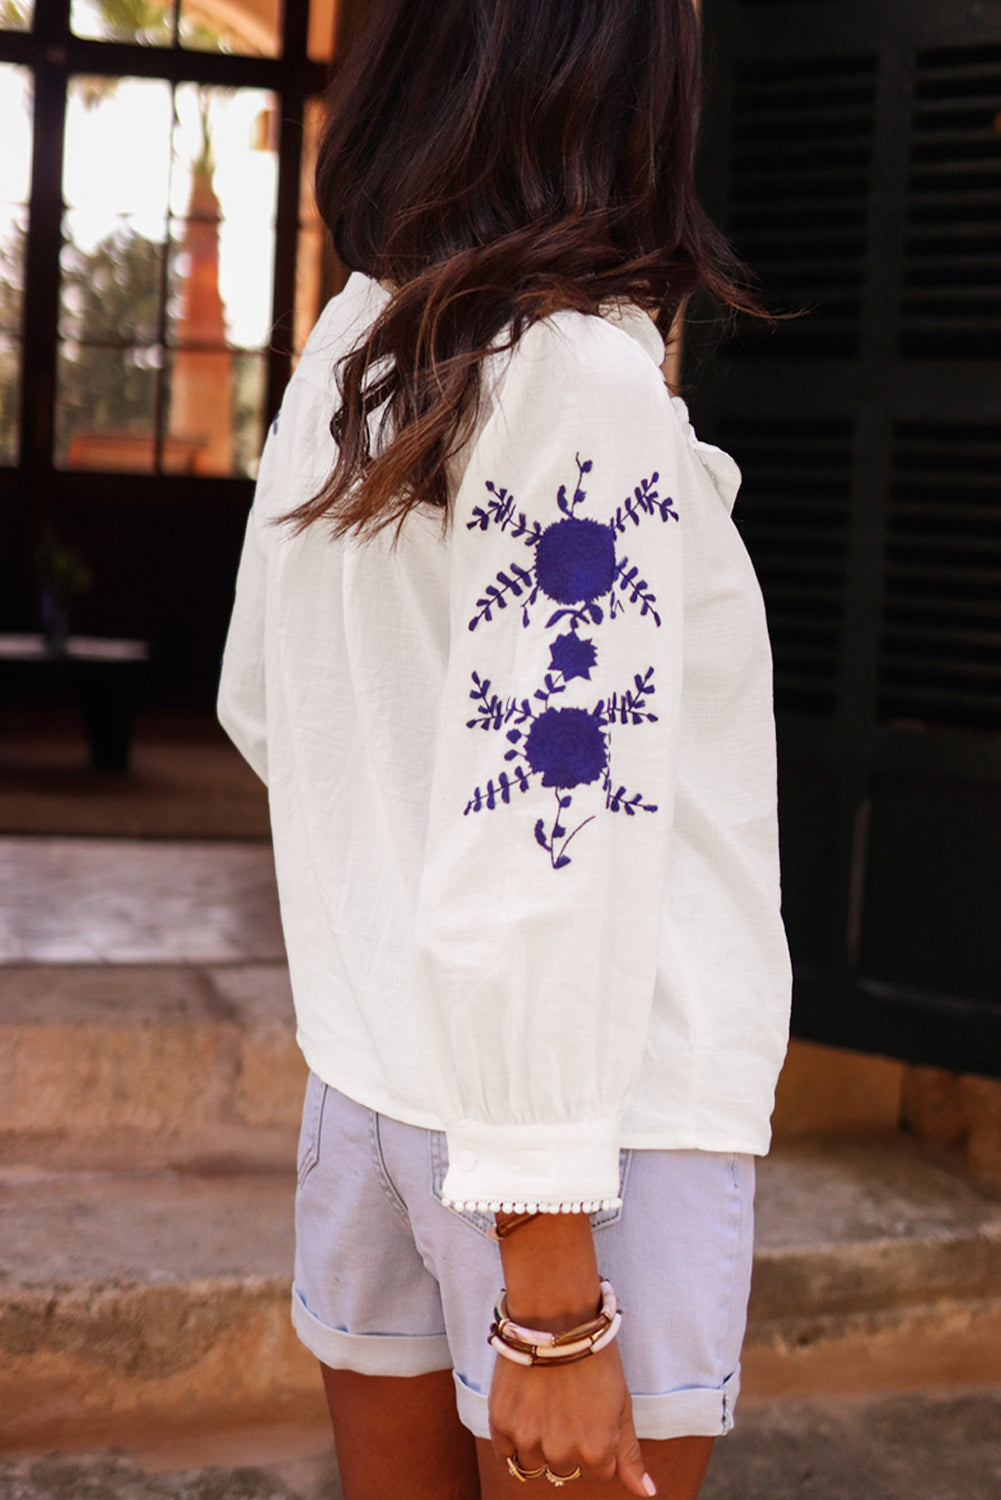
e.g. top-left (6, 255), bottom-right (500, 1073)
top-left (429, 1133), bottom-right (632, 1239)
top-left (428, 1132), bottom-right (496, 1238)
top-left (297, 1071), bottom-right (328, 1186)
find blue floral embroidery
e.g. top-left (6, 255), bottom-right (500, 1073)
top-left (467, 456), bottom-right (676, 633)
top-left (463, 455), bottom-right (675, 869)
top-left (548, 632), bottom-right (597, 682)
top-left (464, 662), bottom-right (661, 869)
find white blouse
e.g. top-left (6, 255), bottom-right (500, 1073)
top-left (218, 270), bottom-right (791, 1214)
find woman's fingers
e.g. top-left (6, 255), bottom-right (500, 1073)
top-left (489, 1421), bottom-right (546, 1482)
top-left (614, 1399), bottom-right (657, 1497)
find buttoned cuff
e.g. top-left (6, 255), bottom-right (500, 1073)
top-left (440, 1118), bottom-right (621, 1213)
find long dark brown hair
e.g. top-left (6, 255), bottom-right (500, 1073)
top-left (287, 0), bottom-right (763, 542)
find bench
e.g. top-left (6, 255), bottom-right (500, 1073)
top-left (0, 634), bottom-right (150, 772)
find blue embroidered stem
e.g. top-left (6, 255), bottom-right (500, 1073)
top-left (464, 765), bottom-right (535, 814)
top-left (602, 668), bottom-right (658, 725)
top-left (466, 672), bottom-right (534, 732)
top-left (468, 482), bottom-right (545, 545)
top-left (608, 473), bottom-right (677, 534)
top-left (469, 563), bottom-right (538, 631)
top-left (534, 789), bottom-right (596, 870)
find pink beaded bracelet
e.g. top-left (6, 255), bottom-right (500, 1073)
top-left (489, 1277), bottom-right (622, 1367)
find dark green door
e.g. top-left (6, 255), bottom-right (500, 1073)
top-left (692, 0), bottom-right (1001, 1075)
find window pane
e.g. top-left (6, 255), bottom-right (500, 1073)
top-left (56, 342), bottom-right (162, 471)
top-left (57, 78), bottom-right (278, 476)
top-left (0, 62), bottom-right (32, 204)
top-left (0, 63), bottom-right (31, 465)
top-left (0, 327), bottom-right (21, 466)
top-left (0, 0), bottom-right (34, 32)
top-left (308, 0), bottom-right (335, 63)
top-left (294, 95), bottom-right (325, 356)
top-left (169, 84), bottom-right (277, 349)
top-left (59, 78), bottom-right (171, 471)
top-left (71, 0), bottom-right (173, 46)
top-left (169, 214), bottom-right (275, 351)
top-left (60, 214), bottom-right (167, 344)
top-left (70, 0), bottom-right (283, 56)
top-left (164, 347), bottom-right (265, 477)
top-left (63, 76), bottom-right (173, 215)
top-left (180, 0), bottom-right (281, 58)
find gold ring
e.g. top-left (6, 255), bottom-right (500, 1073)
top-left (545, 1466), bottom-right (582, 1486)
top-left (506, 1455), bottom-right (548, 1482)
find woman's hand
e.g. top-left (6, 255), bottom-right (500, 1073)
top-left (488, 1212), bottom-right (656, 1495)
top-left (489, 1332), bottom-right (653, 1493)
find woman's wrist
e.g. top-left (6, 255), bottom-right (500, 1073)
top-left (496, 1210), bottom-right (601, 1331)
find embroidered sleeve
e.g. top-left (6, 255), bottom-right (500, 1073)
top-left (413, 313), bottom-right (685, 1213)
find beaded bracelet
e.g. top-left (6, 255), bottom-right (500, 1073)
top-left (489, 1277), bottom-right (622, 1367)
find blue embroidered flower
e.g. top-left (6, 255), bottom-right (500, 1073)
top-left (467, 455), bottom-right (676, 633)
top-left (524, 707), bottom-right (607, 789)
top-left (548, 632), bottom-right (597, 682)
top-left (463, 454), bottom-right (675, 866)
top-left (535, 518), bottom-right (616, 605)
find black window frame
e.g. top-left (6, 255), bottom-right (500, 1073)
top-left (0, 0), bottom-right (329, 624)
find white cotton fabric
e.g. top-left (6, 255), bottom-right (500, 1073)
top-left (218, 270), bottom-right (792, 1213)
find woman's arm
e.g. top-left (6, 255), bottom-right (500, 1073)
top-left (414, 310), bottom-right (685, 1218)
top-left (489, 1212), bottom-right (656, 1495)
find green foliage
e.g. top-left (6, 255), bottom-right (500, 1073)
top-left (0, 221), bottom-right (24, 463)
top-left (0, 0), bottom-right (30, 32)
top-left (95, 0), bottom-right (171, 42)
top-left (57, 223), bottom-right (176, 450)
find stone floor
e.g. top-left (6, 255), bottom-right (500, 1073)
top-left (0, 707), bottom-right (269, 840)
top-left (2, 799), bottom-right (999, 1492)
top-left (2, 1389), bottom-right (999, 1499)
top-left (0, 836), bottom-right (282, 963)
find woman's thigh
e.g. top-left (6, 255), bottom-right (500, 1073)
top-left (322, 1365), bottom-right (481, 1500)
top-left (475, 1435), bottom-right (715, 1500)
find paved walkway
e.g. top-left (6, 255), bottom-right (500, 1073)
top-left (0, 837), bottom-right (282, 963)
top-left (1, 1390), bottom-right (999, 1499)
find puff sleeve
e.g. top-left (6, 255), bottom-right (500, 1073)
top-left (413, 313), bottom-right (685, 1212)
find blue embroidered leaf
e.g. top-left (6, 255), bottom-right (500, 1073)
top-left (553, 823), bottom-right (566, 839)
top-left (559, 795), bottom-right (572, 808)
top-left (586, 602), bottom-right (603, 625)
top-left (470, 561), bottom-right (539, 630)
top-left (580, 459), bottom-right (593, 474)
top-left (605, 781), bottom-right (659, 816)
top-left (613, 558), bottom-right (662, 627)
top-left (554, 855), bottom-right (571, 869)
top-left (465, 767), bottom-right (536, 814)
top-left (507, 729), bottom-right (522, 743)
top-left (534, 819), bottom-right (548, 849)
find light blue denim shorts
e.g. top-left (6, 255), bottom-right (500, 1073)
top-left (292, 1074), bottom-right (755, 1441)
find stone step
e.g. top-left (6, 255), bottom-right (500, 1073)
top-left (0, 963), bottom-right (304, 1173)
top-left (2, 1389), bottom-right (1001, 1500)
top-left (2, 1138), bottom-right (1000, 1452)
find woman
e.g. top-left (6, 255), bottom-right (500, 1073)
top-left (218, 1), bottom-right (791, 1496)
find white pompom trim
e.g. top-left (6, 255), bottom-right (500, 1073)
top-left (440, 1196), bottom-right (621, 1214)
